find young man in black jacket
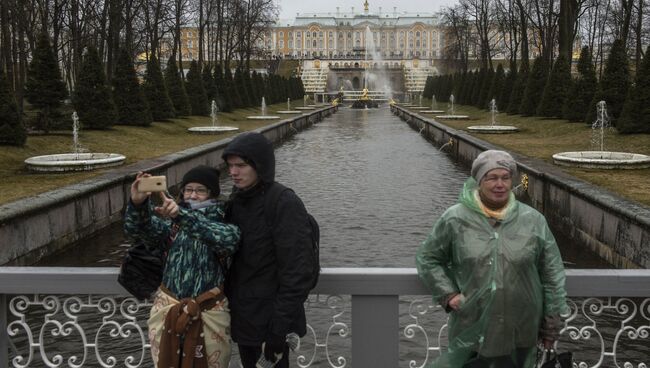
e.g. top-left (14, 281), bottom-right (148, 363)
top-left (222, 132), bottom-right (315, 368)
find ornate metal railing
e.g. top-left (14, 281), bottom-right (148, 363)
top-left (0, 268), bottom-right (648, 368)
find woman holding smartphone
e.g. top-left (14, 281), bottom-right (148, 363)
top-left (124, 165), bottom-right (240, 368)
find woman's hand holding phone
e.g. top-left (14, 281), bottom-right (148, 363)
top-left (130, 172), bottom-right (152, 206)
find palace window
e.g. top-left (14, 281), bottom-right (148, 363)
top-left (297, 31), bottom-right (301, 37)
top-left (319, 40), bottom-right (323, 48)
top-left (416, 40), bottom-right (420, 48)
top-left (329, 31), bottom-right (333, 38)
top-left (279, 31), bottom-right (284, 37)
top-left (289, 40), bottom-right (293, 48)
top-left (288, 32), bottom-right (292, 37)
top-left (319, 31), bottom-right (323, 37)
top-left (347, 32), bottom-right (352, 38)
top-left (187, 31), bottom-right (193, 37)
top-left (187, 40), bottom-right (193, 48)
top-left (313, 31), bottom-right (317, 38)
top-left (355, 32), bottom-right (360, 39)
top-left (313, 40), bottom-right (318, 48)
top-left (306, 32), bottom-right (311, 38)
top-left (416, 31), bottom-right (420, 37)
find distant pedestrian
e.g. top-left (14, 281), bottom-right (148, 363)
top-left (223, 132), bottom-right (316, 368)
top-left (124, 166), bottom-right (240, 368)
top-left (416, 150), bottom-right (568, 368)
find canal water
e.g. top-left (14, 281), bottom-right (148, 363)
top-left (26, 107), bottom-right (620, 367)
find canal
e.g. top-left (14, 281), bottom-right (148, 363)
top-left (26, 106), bottom-right (616, 367)
top-left (38, 107), bottom-right (609, 269)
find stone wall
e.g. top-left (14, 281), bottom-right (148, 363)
top-left (0, 107), bottom-right (336, 266)
top-left (391, 105), bottom-right (650, 269)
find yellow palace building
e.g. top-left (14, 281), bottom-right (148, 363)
top-left (266, 1), bottom-right (444, 94)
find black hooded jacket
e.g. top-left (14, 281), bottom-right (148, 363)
top-left (223, 132), bottom-right (314, 345)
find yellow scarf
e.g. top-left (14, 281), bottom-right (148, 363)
top-left (474, 190), bottom-right (509, 220)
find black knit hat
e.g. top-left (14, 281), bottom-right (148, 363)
top-left (181, 165), bottom-right (220, 197)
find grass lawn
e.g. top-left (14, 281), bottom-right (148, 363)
top-left (405, 102), bottom-right (650, 207)
top-left (0, 102), bottom-right (298, 205)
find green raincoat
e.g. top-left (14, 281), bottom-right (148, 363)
top-left (416, 178), bottom-right (568, 368)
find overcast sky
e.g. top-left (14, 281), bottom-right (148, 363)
top-left (276, 0), bottom-right (457, 20)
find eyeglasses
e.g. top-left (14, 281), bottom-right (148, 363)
top-left (183, 187), bottom-right (210, 196)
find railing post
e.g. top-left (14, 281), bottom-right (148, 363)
top-left (1, 294), bottom-right (7, 368)
top-left (351, 295), bottom-right (399, 367)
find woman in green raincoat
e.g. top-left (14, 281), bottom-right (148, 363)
top-left (416, 150), bottom-right (568, 368)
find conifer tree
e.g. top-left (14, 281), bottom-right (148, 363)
top-left (423, 76), bottom-right (434, 98)
top-left (202, 65), bottom-right (215, 102)
top-left (253, 71), bottom-right (263, 99)
top-left (143, 55), bottom-right (175, 120)
top-left (617, 46), bottom-right (650, 133)
top-left (185, 60), bottom-right (209, 115)
top-left (112, 48), bottom-right (152, 126)
top-left (519, 56), bottom-right (548, 116)
top-left (477, 67), bottom-right (494, 108)
top-left (455, 72), bottom-right (467, 102)
top-left (73, 46), bottom-right (117, 129)
top-left (297, 76), bottom-right (305, 97)
top-left (224, 66), bottom-right (241, 108)
top-left (586, 39), bottom-right (630, 125)
top-left (471, 69), bottom-right (485, 105)
top-left (487, 64), bottom-right (505, 109)
top-left (506, 63), bottom-right (528, 114)
top-left (213, 65), bottom-right (231, 112)
top-left (24, 31), bottom-right (68, 132)
top-left (234, 68), bottom-right (250, 107)
top-left (165, 56), bottom-right (191, 116)
top-left (244, 69), bottom-right (258, 105)
top-left (499, 64), bottom-right (517, 111)
top-left (460, 71), bottom-right (475, 105)
top-left (0, 67), bottom-right (26, 145)
top-left (537, 55), bottom-right (571, 118)
top-left (563, 47), bottom-right (597, 122)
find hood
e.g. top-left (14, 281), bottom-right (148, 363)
top-left (222, 132), bottom-right (275, 183)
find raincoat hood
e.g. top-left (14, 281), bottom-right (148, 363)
top-left (222, 132), bottom-right (275, 183)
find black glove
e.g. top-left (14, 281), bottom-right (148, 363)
top-left (263, 333), bottom-right (286, 362)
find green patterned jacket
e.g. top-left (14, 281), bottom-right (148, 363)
top-left (124, 199), bottom-right (240, 299)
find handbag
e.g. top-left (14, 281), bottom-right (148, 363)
top-left (537, 349), bottom-right (573, 368)
top-left (118, 225), bottom-right (178, 300)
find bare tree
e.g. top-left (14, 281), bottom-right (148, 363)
top-left (441, 4), bottom-right (473, 71)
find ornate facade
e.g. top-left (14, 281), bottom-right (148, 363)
top-left (267, 1), bottom-right (444, 60)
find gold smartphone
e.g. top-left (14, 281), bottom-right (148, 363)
top-left (138, 176), bottom-right (167, 192)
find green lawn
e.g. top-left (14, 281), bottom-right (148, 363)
top-left (0, 102), bottom-right (296, 204)
top-left (405, 102), bottom-right (650, 207)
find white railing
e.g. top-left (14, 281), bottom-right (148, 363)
top-left (0, 268), bottom-right (649, 368)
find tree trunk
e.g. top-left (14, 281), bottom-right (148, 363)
top-left (558, 0), bottom-right (578, 60)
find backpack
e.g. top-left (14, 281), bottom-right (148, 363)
top-left (264, 182), bottom-right (320, 290)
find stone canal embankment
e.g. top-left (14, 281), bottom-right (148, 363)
top-left (0, 107), bottom-right (336, 266)
top-left (392, 105), bottom-right (650, 269)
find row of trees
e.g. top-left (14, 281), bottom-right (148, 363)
top-left (0, 31), bottom-right (305, 145)
top-left (441, 0), bottom-right (648, 76)
top-left (0, 0), bottom-right (278, 113)
top-left (423, 40), bottom-right (650, 133)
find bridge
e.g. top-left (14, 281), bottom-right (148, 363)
top-left (0, 267), bottom-right (648, 367)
